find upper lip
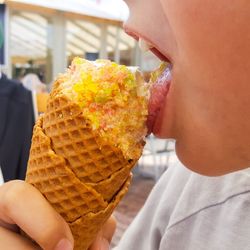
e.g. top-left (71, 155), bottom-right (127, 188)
top-left (124, 27), bottom-right (172, 64)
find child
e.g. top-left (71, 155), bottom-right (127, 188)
top-left (1, 0), bottom-right (250, 249)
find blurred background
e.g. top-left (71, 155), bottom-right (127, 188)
top-left (1, 0), bottom-right (160, 84)
top-left (0, 0), bottom-right (178, 246)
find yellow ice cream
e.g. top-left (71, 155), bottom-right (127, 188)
top-left (60, 58), bottom-right (150, 160)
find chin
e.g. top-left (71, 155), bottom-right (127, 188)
top-left (175, 141), bottom-right (249, 177)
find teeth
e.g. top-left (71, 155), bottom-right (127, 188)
top-left (138, 38), bottom-right (154, 52)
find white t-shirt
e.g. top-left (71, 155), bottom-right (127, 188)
top-left (114, 162), bottom-right (250, 250)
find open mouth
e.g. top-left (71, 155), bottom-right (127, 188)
top-left (151, 47), bottom-right (172, 64)
top-left (124, 28), bottom-right (173, 135)
top-left (125, 29), bottom-right (172, 64)
top-left (147, 62), bottom-right (172, 135)
top-left (137, 38), bottom-right (173, 135)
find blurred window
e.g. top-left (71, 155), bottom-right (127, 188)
top-left (10, 11), bottom-right (51, 84)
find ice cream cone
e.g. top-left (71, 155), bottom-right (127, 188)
top-left (25, 58), bottom-right (149, 249)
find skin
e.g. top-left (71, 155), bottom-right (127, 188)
top-left (1, 0), bottom-right (250, 248)
top-left (125, 0), bottom-right (250, 176)
top-left (0, 180), bottom-right (115, 249)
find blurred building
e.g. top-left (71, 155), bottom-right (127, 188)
top-left (1, 0), bottom-right (160, 84)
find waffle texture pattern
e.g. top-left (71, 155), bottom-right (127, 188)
top-left (25, 74), bottom-right (141, 249)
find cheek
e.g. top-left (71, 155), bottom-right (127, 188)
top-left (160, 0), bottom-right (250, 173)
top-left (164, 0), bottom-right (250, 123)
top-left (167, 0), bottom-right (250, 77)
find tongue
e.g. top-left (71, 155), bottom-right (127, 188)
top-left (147, 67), bottom-right (172, 134)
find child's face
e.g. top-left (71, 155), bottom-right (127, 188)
top-left (124, 0), bottom-right (250, 175)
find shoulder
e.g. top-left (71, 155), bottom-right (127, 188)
top-left (116, 165), bottom-right (250, 250)
top-left (160, 190), bottom-right (250, 250)
top-left (157, 168), bottom-right (250, 250)
top-left (167, 167), bottom-right (250, 229)
top-left (144, 164), bottom-right (250, 230)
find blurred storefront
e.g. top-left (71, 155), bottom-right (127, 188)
top-left (0, 0), bottom-right (159, 86)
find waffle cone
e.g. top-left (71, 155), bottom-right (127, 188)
top-left (26, 59), bottom-right (147, 249)
top-left (26, 113), bottom-right (133, 249)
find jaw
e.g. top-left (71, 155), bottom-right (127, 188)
top-left (175, 138), bottom-right (250, 176)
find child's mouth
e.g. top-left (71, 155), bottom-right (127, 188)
top-left (137, 37), bottom-right (173, 135)
top-left (147, 63), bottom-right (172, 135)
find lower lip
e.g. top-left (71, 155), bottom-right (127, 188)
top-left (147, 66), bottom-right (172, 135)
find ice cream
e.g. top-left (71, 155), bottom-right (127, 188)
top-left (25, 58), bottom-right (150, 250)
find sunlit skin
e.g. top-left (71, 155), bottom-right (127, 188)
top-left (124, 0), bottom-right (250, 176)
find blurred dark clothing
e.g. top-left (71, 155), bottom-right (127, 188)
top-left (0, 73), bottom-right (34, 181)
